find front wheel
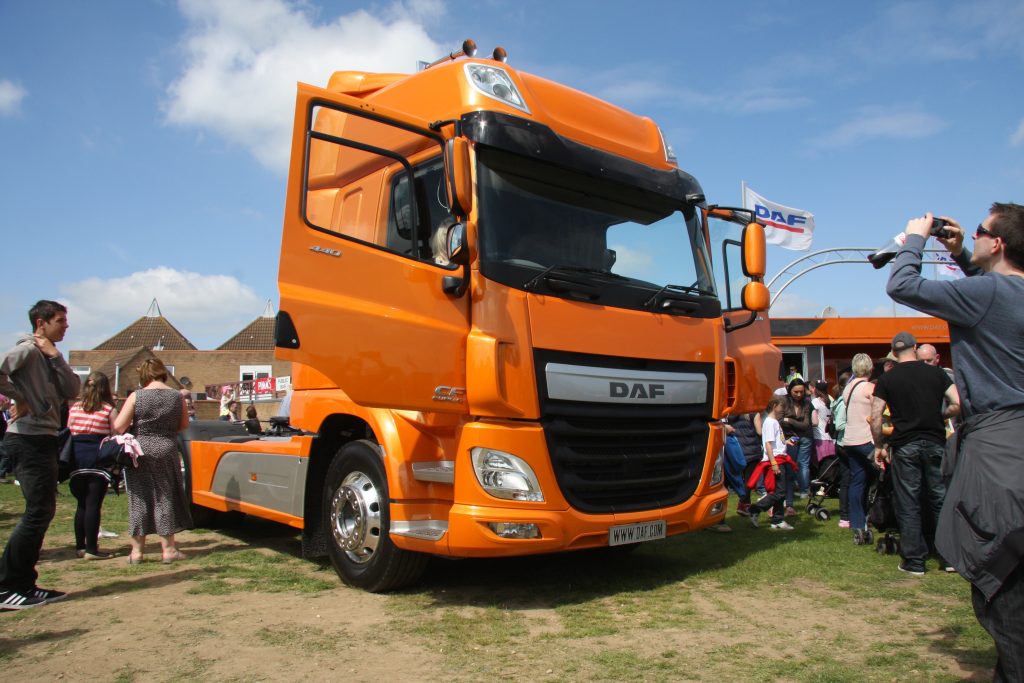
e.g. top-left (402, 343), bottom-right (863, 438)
top-left (323, 440), bottom-right (429, 592)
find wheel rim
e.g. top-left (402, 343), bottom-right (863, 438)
top-left (330, 471), bottom-right (382, 564)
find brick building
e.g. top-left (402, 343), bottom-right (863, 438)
top-left (69, 300), bottom-right (289, 420)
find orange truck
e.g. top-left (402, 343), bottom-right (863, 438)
top-left (182, 41), bottom-right (781, 591)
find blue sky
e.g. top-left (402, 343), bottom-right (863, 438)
top-left (2, 0), bottom-right (1022, 352)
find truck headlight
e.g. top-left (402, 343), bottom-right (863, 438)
top-left (471, 447), bottom-right (544, 502)
top-left (710, 448), bottom-right (724, 487)
top-left (464, 64), bottom-right (530, 113)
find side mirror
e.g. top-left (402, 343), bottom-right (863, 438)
top-left (741, 281), bottom-right (770, 312)
top-left (742, 222), bottom-right (766, 278)
top-left (446, 222), bottom-right (469, 265)
top-left (445, 138), bottom-right (473, 217)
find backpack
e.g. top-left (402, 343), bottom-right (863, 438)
top-left (831, 379), bottom-right (867, 443)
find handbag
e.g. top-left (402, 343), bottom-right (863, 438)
top-left (98, 434), bottom-right (143, 468)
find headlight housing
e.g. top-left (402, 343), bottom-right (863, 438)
top-left (464, 63), bottom-right (530, 114)
top-left (710, 448), bottom-right (724, 487)
top-left (471, 447), bottom-right (544, 502)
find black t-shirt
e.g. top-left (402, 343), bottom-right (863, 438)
top-left (873, 360), bottom-right (953, 448)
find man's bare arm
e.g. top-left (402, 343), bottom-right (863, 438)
top-left (943, 384), bottom-right (961, 419)
top-left (869, 396), bottom-right (887, 445)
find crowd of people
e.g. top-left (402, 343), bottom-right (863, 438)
top-left (1, 202), bottom-right (1022, 681)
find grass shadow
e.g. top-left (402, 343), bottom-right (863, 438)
top-left (0, 629), bottom-right (90, 658)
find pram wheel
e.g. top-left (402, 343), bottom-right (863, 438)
top-left (815, 508), bottom-right (830, 521)
top-left (876, 538), bottom-right (886, 554)
top-left (806, 503), bottom-right (818, 515)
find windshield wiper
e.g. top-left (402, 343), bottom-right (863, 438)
top-left (643, 283), bottom-right (713, 309)
top-left (522, 264), bottom-right (602, 301)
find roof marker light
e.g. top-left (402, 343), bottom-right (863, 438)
top-left (464, 63), bottom-right (530, 114)
top-left (492, 47), bottom-right (508, 63)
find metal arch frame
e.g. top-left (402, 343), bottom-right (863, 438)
top-left (767, 247), bottom-right (952, 307)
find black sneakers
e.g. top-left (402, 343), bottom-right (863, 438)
top-left (898, 562), bottom-right (925, 577)
top-left (29, 587), bottom-right (67, 603)
top-left (0, 589), bottom-right (47, 610)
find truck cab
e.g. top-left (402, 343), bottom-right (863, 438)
top-left (185, 42), bottom-right (780, 591)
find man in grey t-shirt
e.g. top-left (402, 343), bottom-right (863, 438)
top-left (886, 202), bottom-right (1024, 682)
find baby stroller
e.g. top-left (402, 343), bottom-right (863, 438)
top-left (805, 454), bottom-right (841, 521)
top-left (868, 467), bottom-right (900, 554)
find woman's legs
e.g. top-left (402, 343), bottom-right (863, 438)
top-left (129, 534), bottom-right (146, 561)
top-left (69, 476), bottom-right (89, 552)
top-left (81, 476), bottom-right (108, 554)
top-left (847, 444), bottom-right (872, 532)
top-left (837, 446), bottom-right (851, 521)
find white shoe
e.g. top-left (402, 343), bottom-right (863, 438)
top-left (770, 521), bottom-right (795, 531)
top-left (98, 528), bottom-right (119, 539)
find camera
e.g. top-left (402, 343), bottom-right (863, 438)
top-left (930, 217), bottom-right (954, 239)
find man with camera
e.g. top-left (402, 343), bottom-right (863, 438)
top-left (886, 203), bottom-right (1024, 682)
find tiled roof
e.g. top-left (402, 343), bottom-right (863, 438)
top-left (93, 316), bottom-right (197, 351)
top-left (217, 315), bottom-right (276, 351)
top-left (92, 347), bottom-right (182, 392)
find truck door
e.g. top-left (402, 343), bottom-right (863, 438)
top-left (276, 83), bottom-right (470, 412)
top-left (705, 208), bottom-right (781, 414)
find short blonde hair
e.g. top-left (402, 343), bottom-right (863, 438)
top-left (138, 358), bottom-right (169, 386)
top-left (851, 353), bottom-right (873, 378)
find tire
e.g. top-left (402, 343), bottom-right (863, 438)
top-left (323, 440), bottom-right (429, 592)
top-left (806, 504), bottom-right (818, 515)
top-left (815, 508), bottom-right (830, 521)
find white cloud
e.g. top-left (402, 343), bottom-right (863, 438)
top-left (608, 244), bottom-right (653, 277)
top-left (0, 79), bottom-right (27, 116)
top-left (59, 267), bottom-right (264, 350)
top-left (1011, 119), bottom-right (1024, 147)
top-left (767, 292), bottom-right (821, 317)
top-left (812, 106), bottom-right (948, 149)
top-left (164, 0), bottom-right (444, 172)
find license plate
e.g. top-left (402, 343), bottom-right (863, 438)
top-left (608, 520), bottom-right (666, 546)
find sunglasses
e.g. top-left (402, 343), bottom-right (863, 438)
top-left (974, 224), bottom-right (997, 240)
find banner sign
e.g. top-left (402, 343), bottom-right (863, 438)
top-left (742, 185), bottom-right (815, 251)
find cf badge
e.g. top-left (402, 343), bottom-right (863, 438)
top-left (432, 386), bottom-right (466, 403)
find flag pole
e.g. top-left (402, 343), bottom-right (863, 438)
top-left (741, 180), bottom-right (747, 208)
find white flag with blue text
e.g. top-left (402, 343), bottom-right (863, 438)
top-left (742, 186), bottom-right (815, 251)
top-left (933, 253), bottom-right (965, 280)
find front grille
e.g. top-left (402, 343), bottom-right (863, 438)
top-left (543, 415), bottom-right (709, 514)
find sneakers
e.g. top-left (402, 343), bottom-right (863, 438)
top-left (749, 512), bottom-right (760, 528)
top-left (98, 528), bottom-right (119, 539)
top-left (735, 502), bottom-right (751, 517)
top-left (898, 563), bottom-right (925, 577)
top-left (83, 551), bottom-right (116, 560)
top-left (770, 521), bottom-right (795, 531)
top-left (0, 589), bottom-right (47, 610)
top-left (29, 587), bottom-right (67, 603)
top-left (837, 519), bottom-right (851, 529)
top-left (784, 506), bottom-right (798, 517)
top-left (798, 492), bottom-right (809, 500)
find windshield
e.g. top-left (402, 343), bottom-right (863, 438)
top-left (476, 149), bottom-right (717, 313)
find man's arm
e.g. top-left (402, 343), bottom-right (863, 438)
top-left (869, 396), bottom-right (888, 465)
top-left (886, 217), bottom-right (994, 327)
top-left (943, 383), bottom-right (961, 420)
top-left (48, 353), bottom-right (81, 401)
top-left (0, 343), bottom-right (32, 404)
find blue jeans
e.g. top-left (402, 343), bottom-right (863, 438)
top-left (0, 433), bottom-right (59, 593)
top-left (845, 442), bottom-right (873, 532)
top-left (890, 439), bottom-right (946, 572)
top-left (785, 436), bottom-right (814, 504)
top-left (723, 435), bottom-right (747, 497)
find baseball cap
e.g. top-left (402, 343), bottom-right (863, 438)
top-left (891, 331), bottom-right (917, 352)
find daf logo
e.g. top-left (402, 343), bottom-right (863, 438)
top-left (309, 245), bottom-right (341, 257)
top-left (432, 386), bottom-right (466, 403)
top-left (609, 382), bottom-right (666, 400)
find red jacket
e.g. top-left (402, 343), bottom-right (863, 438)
top-left (747, 454), bottom-right (797, 493)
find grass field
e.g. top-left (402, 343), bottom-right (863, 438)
top-left (0, 479), bottom-right (996, 681)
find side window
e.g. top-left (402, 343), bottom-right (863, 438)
top-left (303, 103), bottom-right (450, 266)
top-left (706, 216), bottom-right (749, 311)
top-left (386, 159), bottom-right (453, 263)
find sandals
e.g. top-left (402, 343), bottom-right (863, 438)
top-left (162, 549), bottom-right (186, 565)
top-left (127, 554), bottom-right (145, 565)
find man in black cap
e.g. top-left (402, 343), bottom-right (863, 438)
top-left (870, 331), bottom-right (960, 576)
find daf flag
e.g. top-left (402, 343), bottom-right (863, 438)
top-left (742, 185), bottom-right (815, 251)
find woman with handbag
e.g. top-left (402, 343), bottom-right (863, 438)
top-left (67, 372), bottom-right (119, 559)
top-left (113, 359), bottom-right (192, 564)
